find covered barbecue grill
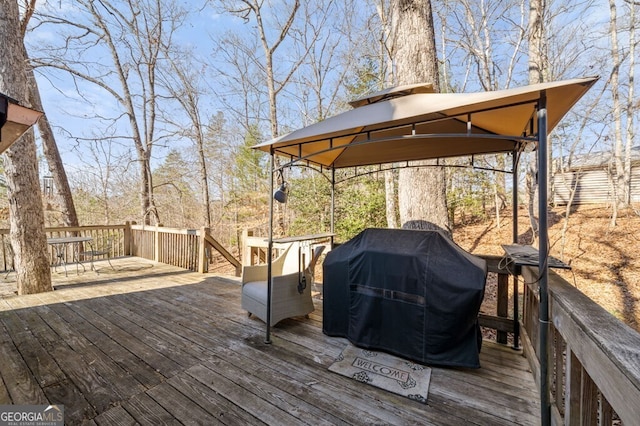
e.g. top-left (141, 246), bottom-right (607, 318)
top-left (323, 228), bottom-right (487, 368)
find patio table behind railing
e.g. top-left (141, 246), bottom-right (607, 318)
top-left (0, 222), bottom-right (241, 276)
top-left (0, 224), bottom-right (129, 272)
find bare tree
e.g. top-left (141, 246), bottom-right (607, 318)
top-left (624, 1), bottom-right (636, 208)
top-left (390, 0), bottom-right (450, 236)
top-left (609, 0), bottom-right (637, 226)
top-left (220, 0), bottom-right (301, 139)
top-left (27, 69), bottom-right (80, 227)
top-left (30, 0), bottom-right (191, 225)
top-left (438, 0), bottom-right (528, 228)
top-left (82, 135), bottom-right (130, 225)
top-left (290, 0), bottom-right (382, 124)
top-left (609, 0), bottom-right (623, 225)
top-left (210, 32), bottom-right (264, 135)
top-left (20, 0), bottom-right (79, 229)
top-left (525, 0), bottom-right (547, 242)
top-left (69, 147), bottom-right (138, 226)
top-left (373, 0), bottom-right (400, 228)
top-left (1, 0), bottom-right (52, 294)
top-left (292, 0), bottom-right (341, 123)
top-left (216, 0), bottom-right (311, 237)
top-left (159, 49), bottom-right (213, 227)
top-left (153, 150), bottom-right (200, 227)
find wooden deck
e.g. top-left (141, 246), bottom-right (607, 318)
top-left (0, 257), bottom-right (540, 425)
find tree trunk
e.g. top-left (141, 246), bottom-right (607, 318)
top-left (624, 1), bottom-right (635, 207)
top-left (494, 156), bottom-right (507, 226)
top-left (19, 0), bottom-right (79, 228)
top-left (141, 149), bottom-right (160, 225)
top-left (375, 1), bottom-right (399, 229)
top-left (526, 162), bottom-right (538, 244)
top-left (528, 0), bottom-right (545, 85)
top-left (197, 131), bottom-right (212, 228)
top-left (527, 0), bottom-right (546, 239)
top-left (1, 0), bottom-right (52, 294)
top-left (26, 67), bottom-right (79, 228)
top-left (608, 0), bottom-right (624, 219)
top-left (384, 170), bottom-right (398, 228)
top-left (391, 0), bottom-right (450, 236)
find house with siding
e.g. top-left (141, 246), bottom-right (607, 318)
top-left (553, 146), bottom-right (640, 205)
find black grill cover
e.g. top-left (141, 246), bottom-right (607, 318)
top-left (323, 228), bottom-right (487, 368)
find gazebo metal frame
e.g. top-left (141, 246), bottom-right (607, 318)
top-left (252, 77), bottom-right (598, 425)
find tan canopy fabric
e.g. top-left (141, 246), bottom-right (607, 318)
top-left (254, 77), bottom-right (598, 169)
top-left (348, 82), bottom-right (435, 108)
top-left (0, 96), bottom-right (43, 154)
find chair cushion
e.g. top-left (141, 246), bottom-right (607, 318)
top-left (243, 281), bottom-right (268, 301)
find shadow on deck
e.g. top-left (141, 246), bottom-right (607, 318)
top-left (0, 257), bottom-right (540, 425)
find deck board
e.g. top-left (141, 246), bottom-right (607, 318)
top-left (0, 257), bottom-right (540, 425)
top-left (120, 392), bottom-right (181, 425)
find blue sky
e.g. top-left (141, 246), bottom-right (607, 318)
top-left (29, 0), bottom-right (246, 175)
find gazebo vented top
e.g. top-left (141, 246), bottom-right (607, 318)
top-left (253, 77), bottom-right (598, 169)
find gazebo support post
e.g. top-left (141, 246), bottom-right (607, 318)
top-left (512, 151), bottom-right (519, 243)
top-left (537, 93), bottom-right (550, 426)
top-left (330, 168), bottom-right (335, 248)
top-left (250, 80), bottom-right (596, 426)
top-left (512, 151), bottom-right (521, 350)
top-left (265, 152), bottom-right (275, 344)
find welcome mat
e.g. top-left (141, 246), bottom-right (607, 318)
top-left (328, 344), bottom-right (431, 404)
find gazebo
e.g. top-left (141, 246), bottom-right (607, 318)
top-left (0, 93), bottom-right (43, 153)
top-left (253, 76), bottom-right (598, 425)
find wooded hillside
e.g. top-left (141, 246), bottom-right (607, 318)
top-left (455, 205), bottom-right (640, 332)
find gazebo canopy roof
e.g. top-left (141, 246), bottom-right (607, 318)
top-left (253, 77), bottom-right (598, 169)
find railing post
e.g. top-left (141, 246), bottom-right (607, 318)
top-left (497, 272), bottom-right (509, 344)
top-left (198, 227), bottom-right (208, 273)
top-left (552, 327), bottom-right (564, 414)
top-left (154, 225), bottom-right (163, 262)
top-left (565, 349), bottom-right (581, 425)
top-left (123, 221), bottom-right (132, 256)
top-left (242, 229), bottom-right (254, 266)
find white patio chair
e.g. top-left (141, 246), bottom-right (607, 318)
top-left (241, 242), bottom-right (325, 326)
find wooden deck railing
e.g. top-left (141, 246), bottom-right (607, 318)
top-left (521, 266), bottom-right (640, 425)
top-left (0, 223), bottom-right (241, 276)
top-left (1, 225), bottom-right (129, 272)
top-left (129, 224), bottom-right (241, 275)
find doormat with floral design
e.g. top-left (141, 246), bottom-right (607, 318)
top-left (328, 343), bottom-right (431, 404)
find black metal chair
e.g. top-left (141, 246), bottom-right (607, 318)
top-left (81, 237), bottom-right (116, 273)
